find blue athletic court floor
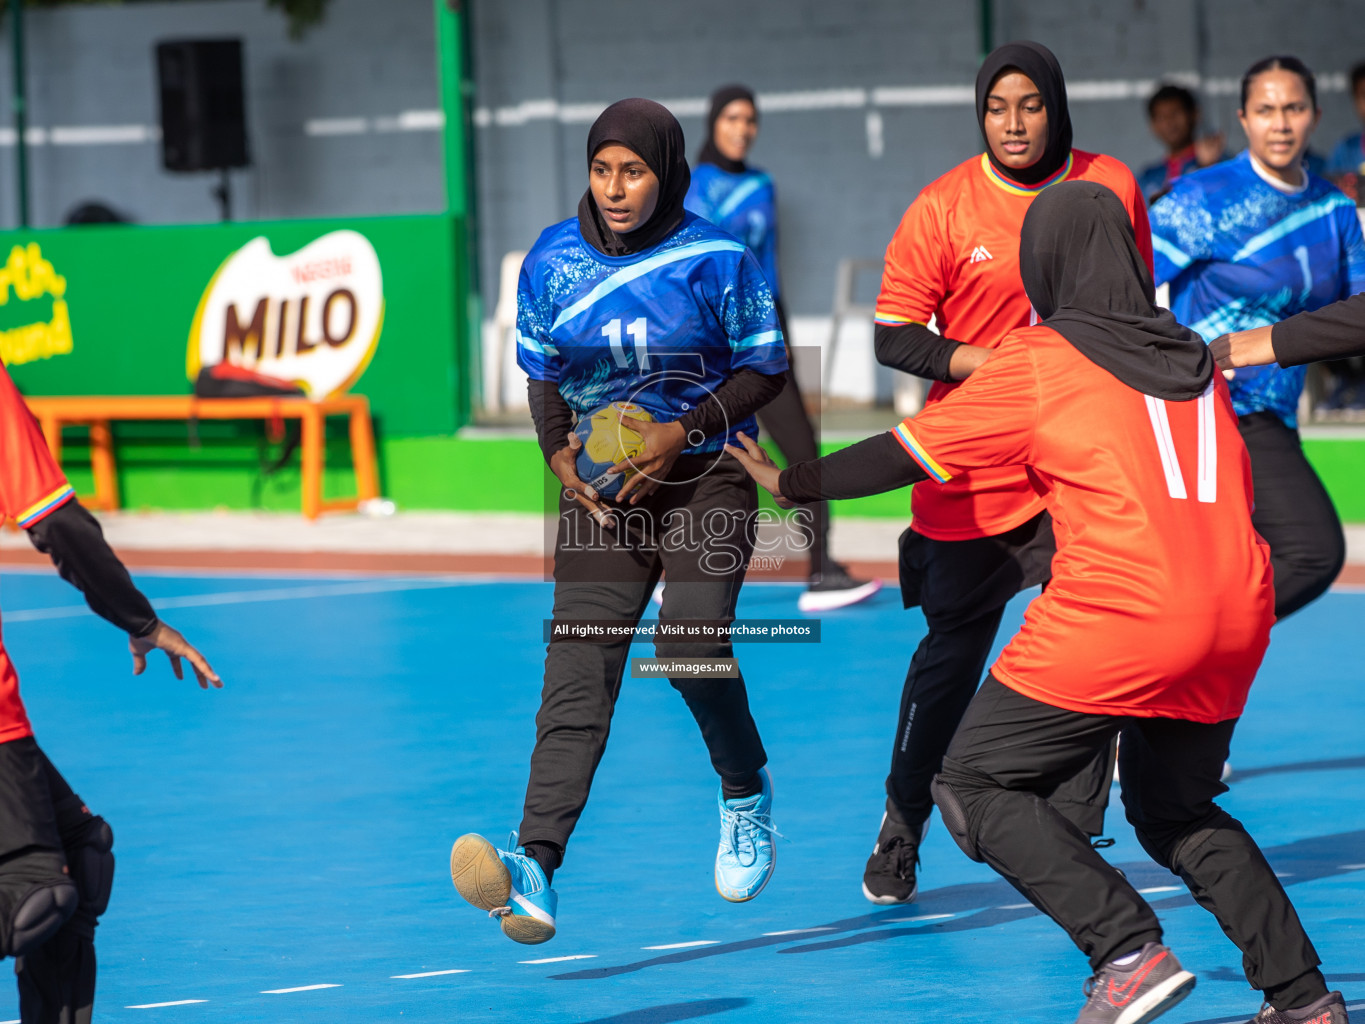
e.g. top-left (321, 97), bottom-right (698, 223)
top-left (0, 567), bottom-right (1361, 1023)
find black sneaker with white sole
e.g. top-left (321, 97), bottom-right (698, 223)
top-left (861, 800), bottom-right (924, 904)
top-left (1075, 942), bottom-right (1196, 1024)
top-left (1247, 991), bottom-right (1350, 1023)
top-left (799, 562), bottom-right (883, 612)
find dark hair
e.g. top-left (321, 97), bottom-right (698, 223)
top-left (1351, 61), bottom-right (1365, 93)
top-left (1240, 55), bottom-right (1318, 110)
top-left (1147, 84), bottom-right (1197, 119)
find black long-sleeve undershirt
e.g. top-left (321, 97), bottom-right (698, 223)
top-left (778, 430), bottom-right (927, 504)
top-left (27, 500), bottom-right (158, 637)
top-left (1271, 293), bottom-right (1365, 368)
top-left (874, 322), bottom-right (965, 382)
top-left (527, 369), bottom-right (789, 465)
top-left (527, 379), bottom-right (577, 466)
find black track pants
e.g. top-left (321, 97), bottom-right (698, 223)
top-left (0, 738), bottom-right (106, 1024)
top-left (519, 455), bottom-right (768, 855)
top-left (1239, 412), bottom-right (1344, 620)
top-left (886, 515), bottom-right (1114, 837)
top-left (934, 677), bottom-right (1321, 988)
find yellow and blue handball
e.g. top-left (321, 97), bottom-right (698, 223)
top-left (574, 401), bottom-right (655, 500)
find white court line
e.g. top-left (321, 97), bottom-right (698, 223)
top-left (260, 984), bottom-right (341, 994)
top-left (763, 927), bottom-right (835, 936)
top-left (391, 968), bottom-right (470, 979)
top-left (1340, 863), bottom-right (1365, 870)
top-left (997, 903), bottom-right (1034, 910)
top-left (1275, 872), bottom-right (1294, 878)
top-left (4, 578), bottom-right (465, 622)
top-left (641, 940), bottom-right (719, 950)
top-left (126, 1000), bottom-right (208, 1009)
top-left (883, 913), bottom-right (954, 923)
top-left (1137, 886), bottom-right (1183, 895)
top-left (519, 954), bottom-right (595, 964)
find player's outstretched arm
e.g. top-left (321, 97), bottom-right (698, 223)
top-left (27, 500), bottom-right (221, 688)
top-left (727, 429), bottom-right (927, 505)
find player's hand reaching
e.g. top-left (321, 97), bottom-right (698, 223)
top-left (1209, 326), bottom-right (1277, 379)
top-left (611, 414), bottom-right (687, 504)
top-left (130, 620), bottom-right (222, 689)
top-left (549, 430), bottom-right (615, 530)
top-left (724, 431), bottom-right (794, 508)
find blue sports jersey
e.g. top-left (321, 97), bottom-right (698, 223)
top-left (516, 211), bottom-right (787, 454)
top-left (1150, 150), bottom-right (1365, 426)
top-left (684, 163), bottom-right (780, 299)
top-left (1328, 131), bottom-right (1365, 178)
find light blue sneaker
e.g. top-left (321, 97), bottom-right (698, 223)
top-left (715, 768), bottom-right (782, 902)
top-left (450, 831), bottom-right (558, 944)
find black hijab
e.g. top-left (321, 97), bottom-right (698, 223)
top-left (976, 41), bottom-right (1073, 186)
top-left (577, 98), bottom-right (691, 257)
top-left (1019, 180), bottom-right (1213, 401)
top-left (698, 84), bottom-right (756, 174)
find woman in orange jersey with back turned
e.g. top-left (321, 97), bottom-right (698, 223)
top-left (728, 181), bottom-right (1347, 1024)
top-left (860, 41), bottom-right (1152, 905)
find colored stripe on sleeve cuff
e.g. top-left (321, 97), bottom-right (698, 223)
top-left (873, 312), bottom-right (926, 327)
top-left (18, 484), bottom-right (75, 528)
top-left (732, 329), bottom-right (783, 351)
top-left (892, 423), bottom-right (951, 483)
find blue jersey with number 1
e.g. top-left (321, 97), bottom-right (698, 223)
top-left (1150, 151), bottom-right (1365, 427)
top-left (516, 212), bottom-right (787, 454)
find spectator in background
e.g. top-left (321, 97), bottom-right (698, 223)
top-left (1326, 62), bottom-right (1365, 201)
top-left (1137, 85), bottom-right (1225, 203)
top-left (685, 84), bottom-right (881, 612)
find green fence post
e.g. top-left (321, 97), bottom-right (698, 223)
top-left (9, 0), bottom-right (30, 228)
top-left (434, 0), bottom-right (478, 427)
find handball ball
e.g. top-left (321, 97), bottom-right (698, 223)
top-left (574, 401), bottom-right (655, 499)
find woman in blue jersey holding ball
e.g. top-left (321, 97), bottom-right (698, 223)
top-left (687, 85), bottom-right (881, 611)
top-left (449, 99), bottom-right (790, 945)
top-left (1151, 55), bottom-right (1365, 622)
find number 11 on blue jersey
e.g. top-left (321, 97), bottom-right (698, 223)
top-left (603, 318), bottom-right (649, 371)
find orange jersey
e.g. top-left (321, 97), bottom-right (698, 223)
top-left (894, 327), bottom-right (1271, 722)
top-left (0, 367), bottom-right (77, 743)
top-left (877, 150), bottom-right (1153, 541)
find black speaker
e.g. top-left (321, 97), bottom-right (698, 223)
top-left (156, 39), bottom-right (250, 172)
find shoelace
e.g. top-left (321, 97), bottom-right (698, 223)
top-left (721, 804), bottom-right (786, 867)
top-left (868, 835), bottom-right (919, 880)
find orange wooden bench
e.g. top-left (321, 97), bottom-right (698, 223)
top-left (24, 394), bottom-right (380, 520)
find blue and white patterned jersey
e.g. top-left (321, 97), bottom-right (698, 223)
top-left (516, 211), bottom-right (788, 453)
top-left (685, 163), bottom-right (780, 299)
top-left (1151, 150), bottom-right (1365, 426)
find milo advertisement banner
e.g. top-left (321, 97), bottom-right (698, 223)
top-left (189, 230), bottom-right (385, 398)
top-left (0, 214), bottom-right (468, 436)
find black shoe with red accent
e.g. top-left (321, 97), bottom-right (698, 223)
top-left (1075, 942), bottom-right (1196, 1024)
top-left (1248, 991), bottom-right (1350, 1024)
